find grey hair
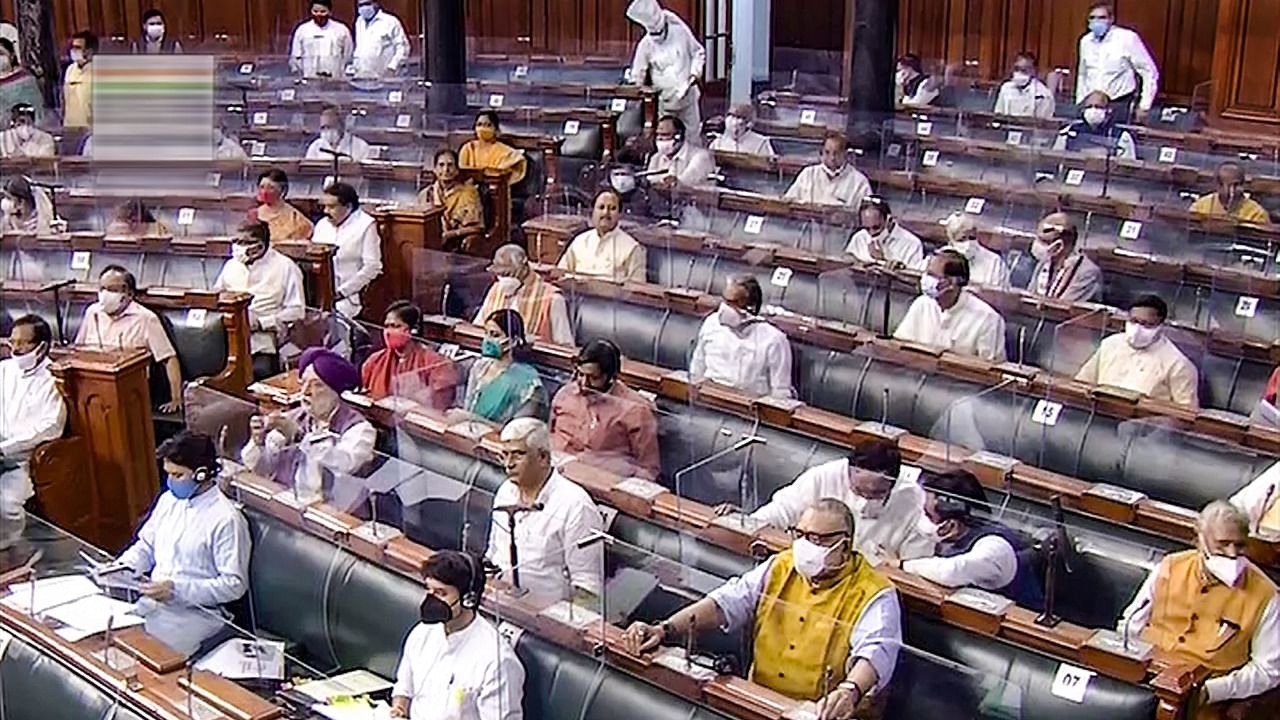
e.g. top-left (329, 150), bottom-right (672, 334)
top-left (493, 244), bottom-right (527, 265)
top-left (811, 498), bottom-right (856, 537)
top-left (500, 417), bottom-right (550, 453)
top-left (1198, 500), bottom-right (1249, 536)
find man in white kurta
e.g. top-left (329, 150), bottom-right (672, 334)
top-left (748, 440), bottom-right (934, 563)
top-left (709, 104), bottom-right (777, 158)
top-left (289, 2), bottom-right (353, 79)
top-left (0, 316), bottom-right (67, 549)
top-left (214, 222), bottom-right (306, 371)
top-left (895, 251), bottom-right (1007, 363)
top-left (627, 0), bottom-right (706, 143)
top-left (784, 133), bottom-right (871, 208)
top-left (485, 419), bottom-right (604, 602)
top-left (691, 275), bottom-right (793, 399)
top-left (1231, 461), bottom-right (1280, 536)
top-left (943, 212), bottom-right (1008, 288)
top-left (117, 432), bottom-right (250, 657)
top-left (313, 183), bottom-right (384, 318)
top-left (647, 115), bottom-right (716, 188)
top-left (845, 198), bottom-right (925, 269)
top-left (352, 1), bottom-right (410, 79)
top-left (0, 105), bottom-right (55, 159)
top-left (993, 53), bottom-right (1056, 119)
top-left (1075, 295), bottom-right (1199, 408)
top-left (1075, 4), bottom-right (1159, 123)
top-left (392, 551), bottom-right (524, 720)
top-left (305, 107), bottom-right (374, 163)
top-left (557, 189), bottom-right (646, 283)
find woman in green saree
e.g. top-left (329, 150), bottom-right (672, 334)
top-left (0, 39), bottom-right (45, 124)
top-left (461, 308), bottom-right (549, 425)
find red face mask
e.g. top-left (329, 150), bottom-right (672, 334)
top-left (257, 187), bottom-right (280, 205)
top-left (384, 327), bottom-right (412, 352)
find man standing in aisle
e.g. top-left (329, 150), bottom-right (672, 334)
top-left (352, 0), bottom-right (410, 79)
top-left (627, 0), bottom-right (707, 143)
top-left (1075, 3), bottom-right (1159, 124)
top-left (63, 31), bottom-right (97, 129)
top-left (290, 0), bottom-right (354, 80)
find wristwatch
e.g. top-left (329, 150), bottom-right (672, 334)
top-left (836, 680), bottom-right (864, 706)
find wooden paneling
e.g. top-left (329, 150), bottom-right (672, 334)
top-left (1210, 0), bottom-right (1280, 127)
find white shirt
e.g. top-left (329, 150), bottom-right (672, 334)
top-left (0, 127), bottom-right (56, 159)
top-left (709, 129), bottom-right (776, 158)
top-left (951, 243), bottom-right (1009, 288)
top-left (1118, 558), bottom-right (1280, 703)
top-left (752, 458), bottom-right (935, 562)
top-left (214, 248), bottom-right (307, 355)
top-left (305, 133), bottom-right (375, 163)
top-left (485, 470), bottom-right (605, 602)
top-left (353, 10), bottom-right (410, 79)
top-left (707, 555), bottom-right (902, 692)
top-left (647, 143), bottom-right (716, 188)
top-left (1076, 25), bottom-right (1160, 111)
top-left (894, 291), bottom-right (1007, 363)
top-left (993, 78), bottom-right (1056, 119)
top-left (240, 409), bottom-right (378, 505)
top-left (393, 617), bottom-right (525, 720)
top-left (1232, 461), bottom-right (1280, 534)
top-left (629, 11), bottom-right (706, 110)
top-left (1074, 333), bottom-right (1199, 408)
top-left (902, 535), bottom-right (1018, 592)
top-left (557, 228), bottom-right (647, 283)
top-left (116, 486), bottom-right (251, 656)
top-left (0, 356), bottom-right (66, 476)
top-left (690, 313), bottom-right (793, 399)
top-left (845, 223), bottom-right (926, 270)
top-left (784, 164), bottom-right (872, 208)
top-left (214, 136), bottom-right (248, 161)
top-left (312, 208), bottom-right (384, 318)
top-left (897, 76), bottom-right (939, 108)
top-left (289, 19), bottom-right (354, 79)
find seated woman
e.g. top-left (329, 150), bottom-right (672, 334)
top-left (417, 147), bottom-right (484, 252)
top-left (459, 110), bottom-right (527, 186)
top-left (106, 198), bottom-right (170, 236)
top-left (1, 176), bottom-right (55, 234)
top-left (253, 168), bottom-right (314, 242)
top-left (361, 301), bottom-right (459, 411)
top-left (458, 309), bottom-right (547, 426)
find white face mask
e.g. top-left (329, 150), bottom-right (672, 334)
top-left (15, 124), bottom-right (33, 141)
top-left (321, 128), bottom-right (341, 146)
top-left (231, 244), bottom-right (253, 264)
top-left (146, 23), bottom-right (165, 40)
top-left (0, 197), bottom-right (14, 216)
top-left (792, 538), bottom-right (842, 581)
top-left (1124, 321), bottom-right (1162, 350)
top-left (610, 170), bottom-right (636, 195)
top-left (495, 275), bottom-right (522, 295)
top-left (920, 274), bottom-right (944, 299)
top-left (724, 116), bottom-right (745, 138)
top-left (1011, 71), bottom-right (1032, 88)
top-left (13, 345), bottom-right (44, 372)
top-left (1031, 239), bottom-right (1063, 263)
top-left (857, 495), bottom-right (887, 519)
top-left (98, 289), bottom-right (127, 315)
top-left (1083, 107), bottom-right (1107, 127)
top-left (717, 302), bottom-right (748, 330)
top-left (655, 138), bottom-right (677, 157)
top-left (1203, 552), bottom-right (1246, 587)
top-left (70, 49), bottom-right (86, 65)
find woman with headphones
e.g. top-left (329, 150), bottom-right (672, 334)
top-left (391, 550), bottom-right (525, 719)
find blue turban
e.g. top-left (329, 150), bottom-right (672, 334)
top-left (298, 347), bottom-right (360, 393)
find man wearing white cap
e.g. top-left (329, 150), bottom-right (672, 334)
top-left (627, 0), bottom-right (706, 144)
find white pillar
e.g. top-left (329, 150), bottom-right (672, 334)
top-left (729, 0), bottom-right (769, 106)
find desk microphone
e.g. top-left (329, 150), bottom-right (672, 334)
top-left (1256, 484), bottom-right (1277, 536)
top-left (185, 660), bottom-right (195, 719)
top-left (494, 502), bottom-right (544, 591)
top-left (492, 502), bottom-right (545, 515)
top-left (317, 147), bottom-right (352, 183)
top-left (1123, 598), bottom-right (1151, 654)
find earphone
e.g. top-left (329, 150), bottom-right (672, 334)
top-left (460, 552), bottom-right (482, 610)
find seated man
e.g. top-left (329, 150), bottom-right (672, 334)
top-left (557, 189), bottom-right (646, 283)
top-left (1230, 460), bottom-right (1280, 536)
top-left (895, 53), bottom-right (939, 107)
top-left (624, 499), bottom-right (901, 714)
top-left (743, 437), bottom-right (934, 563)
top-left (550, 339), bottom-right (660, 480)
top-left (1053, 91), bottom-right (1136, 160)
top-left (944, 212), bottom-right (1008, 288)
top-left (474, 244), bottom-right (574, 346)
top-left (214, 221), bottom-right (306, 380)
top-left (75, 265), bottom-right (183, 412)
top-left (900, 471), bottom-right (1044, 608)
top-left (691, 274), bottom-right (793, 399)
top-left (391, 550), bottom-right (524, 720)
top-left (0, 103), bottom-right (54, 159)
top-left (1118, 501), bottom-right (1278, 716)
top-left (709, 103), bottom-right (777, 158)
top-left (993, 52), bottom-right (1055, 119)
top-left (116, 432), bottom-right (250, 657)
top-left (486, 418), bottom-right (605, 602)
top-left (1190, 162), bottom-right (1271, 224)
top-left (784, 131), bottom-right (872, 208)
top-left (1028, 211), bottom-right (1102, 303)
top-left (845, 196), bottom-right (925, 269)
top-left (241, 347), bottom-right (377, 504)
top-left (213, 123), bottom-right (248, 162)
top-left (1075, 294), bottom-right (1199, 408)
top-left (894, 251), bottom-right (1007, 363)
top-left (646, 114), bottom-right (716, 189)
top-left (0, 315), bottom-right (67, 550)
top-left (305, 105), bottom-right (373, 163)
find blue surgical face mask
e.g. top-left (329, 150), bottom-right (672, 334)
top-left (358, 4), bottom-right (378, 21)
top-left (1088, 18), bottom-right (1110, 38)
top-left (168, 473), bottom-right (199, 500)
top-left (481, 337), bottom-right (505, 359)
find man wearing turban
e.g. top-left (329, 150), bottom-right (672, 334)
top-left (241, 347), bottom-right (377, 506)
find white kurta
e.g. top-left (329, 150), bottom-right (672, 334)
top-left (845, 224), bottom-right (926, 269)
top-left (784, 164), bottom-right (872, 208)
top-left (0, 356), bottom-right (66, 547)
top-left (1231, 461), bottom-right (1280, 534)
top-left (1076, 26), bottom-right (1160, 111)
top-left (116, 486), bottom-right (251, 657)
top-left (214, 248), bottom-right (307, 354)
top-left (751, 458), bottom-right (935, 561)
top-left (993, 78), bottom-right (1056, 119)
top-left (690, 314), bottom-right (794, 399)
top-left (894, 291), bottom-right (1007, 363)
top-left (646, 143), bottom-right (716, 188)
top-left (951, 243), bottom-right (1009, 288)
top-left (630, 11), bottom-right (706, 136)
top-left (240, 412), bottom-right (378, 505)
top-left (485, 471), bottom-right (605, 602)
top-left (289, 19), bottom-right (353, 79)
top-left (305, 133), bottom-right (375, 163)
top-left (556, 228), bottom-right (647, 283)
top-left (393, 618), bottom-right (525, 720)
top-left (0, 127), bottom-right (56, 159)
top-left (353, 11), bottom-right (410, 79)
top-left (312, 208), bottom-right (384, 318)
top-left (709, 129), bottom-right (776, 158)
top-left (902, 535), bottom-right (1018, 591)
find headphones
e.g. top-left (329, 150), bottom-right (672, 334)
top-left (459, 552), bottom-right (483, 610)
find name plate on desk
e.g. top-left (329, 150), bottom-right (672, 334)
top-left (272, 490), bottom-right (318, 511)
top-left (351, 521), bottom-right (403, 546)
top-left (1084, 483), bottom-right (1147, 506)
top-left (1085, 629), bottom-right (1153, 662)
top-left (945, 587), bottom-right (1013, 616)
top-left (652, 647), bottom-right (719, 681)
top-left (967, 451), bottom-right (1018, 472)
top-left (855, 421), bottom-right (908, 441)
top-left (614, 477), bottom-right (667, 501)
top-left (755, 396), bottom-right (804, 413)
top-left (711, 512), bottom-right (768, 536)
top-left (539, 600), bottom-right (602, 631)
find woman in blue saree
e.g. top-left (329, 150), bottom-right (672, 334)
top-left (462, 309), bottom-right (549, 425)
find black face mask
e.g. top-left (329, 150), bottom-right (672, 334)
top-left (419, 594), bottom-right (456, 624)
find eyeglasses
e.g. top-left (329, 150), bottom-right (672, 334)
top-left (788, 528), bottom-right (849, 546)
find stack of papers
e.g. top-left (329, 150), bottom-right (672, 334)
top-left (311, 697), bottom-right (392, 720)
top-left (293, 669), bottom-right (393, 703)
top-left (2, 575), bottom-right (100, 614)
top-left (1, 574), bottom-right (144, 642)
top-left (194, 638), bottom-right (287, 680)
